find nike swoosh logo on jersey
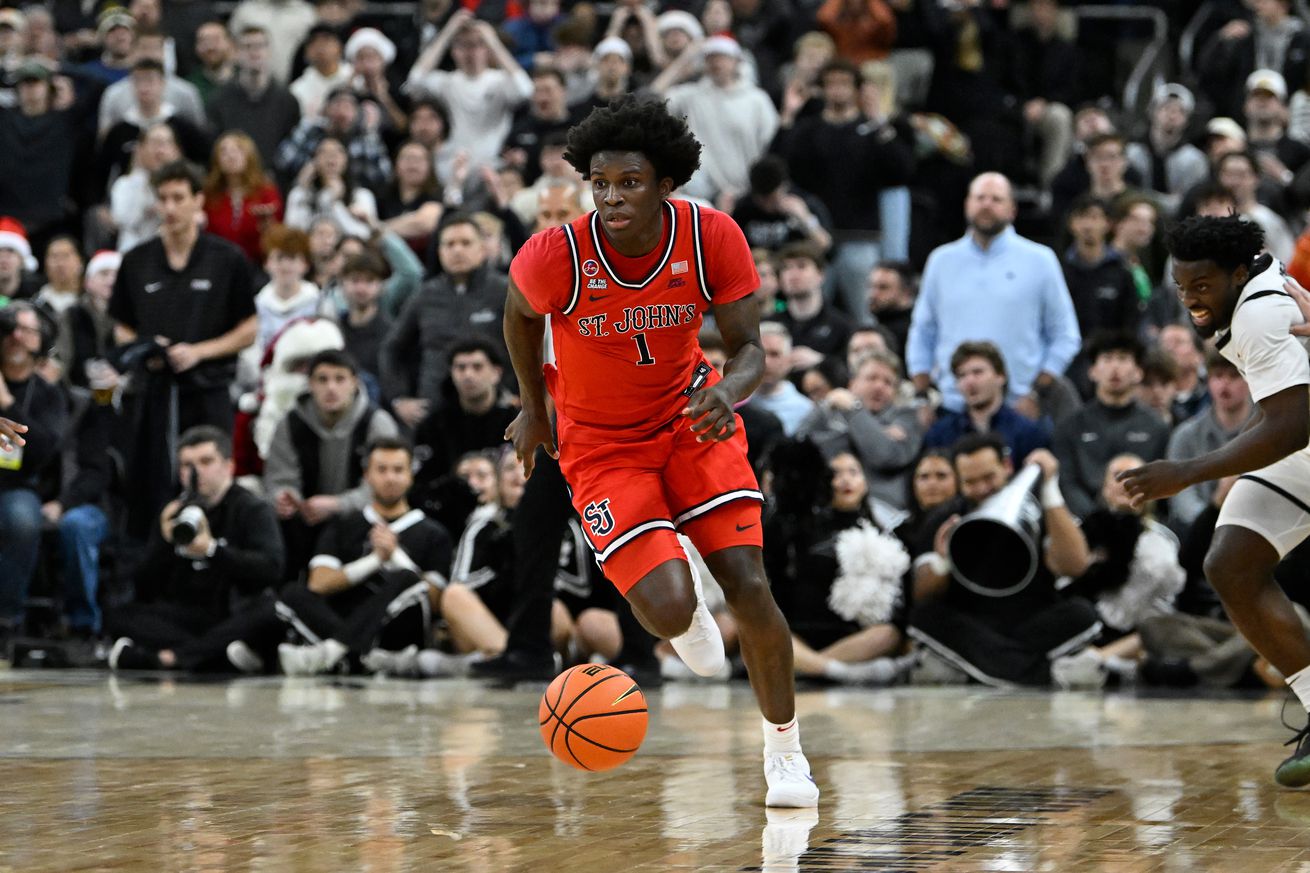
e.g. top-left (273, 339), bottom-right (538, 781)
top-left (736, 523), bottom-right (756, 532)
top-left (589, 294), bottom-right (609, 302)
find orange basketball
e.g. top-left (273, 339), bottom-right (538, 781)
top-left (539, 664), bottom-right (648, 771)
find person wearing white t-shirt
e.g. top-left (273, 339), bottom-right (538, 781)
top-left (404, 9), bottom-right (532, 172)
top-left (289, 24), bottom-right (353, 119)
top-left (1120, 215), bottom-right (1310, 788)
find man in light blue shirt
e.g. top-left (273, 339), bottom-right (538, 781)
top-left (907, 173), bottom-right (1082, 414)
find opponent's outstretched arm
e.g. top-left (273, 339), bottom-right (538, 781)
top-left (1119, 385), bottom-right (1307, 505)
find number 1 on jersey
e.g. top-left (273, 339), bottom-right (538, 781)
top-left (633, 332), bottom-right (656, 366)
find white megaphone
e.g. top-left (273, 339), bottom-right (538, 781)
top-left (946, 463), bottom-right (1044, 598)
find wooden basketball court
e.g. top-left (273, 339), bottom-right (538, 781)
top-left (2, 672), bottom-right (1309, 872)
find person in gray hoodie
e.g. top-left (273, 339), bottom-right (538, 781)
top-left (796, 348), bottom-right (922, 510)
top-left (264, 349), bottom-right (399, 579)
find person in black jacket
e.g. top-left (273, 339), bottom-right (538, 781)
top-left (0, 60), bottom-right (97, 251)
top-left (764, 440), bottom-right (913, 685)
top-left (771, 59), bottom-right (914, 323)
top-left (1061, 196), bottom-right (1142, 397)
top-left (0, 302), bottom-right (68, 645)
top-left (43, 392), bottom-right (118, 640)
top-left (380, 216), bottom-right (508, 429)
top-left (1198, 0), bottom-right (1310, 122)
top-left (411, 338), bottom-right (515, 514)
top-left (107, 426), bottom-right (284, 671)
top-left (909, 433), bottom-right (1099, 686)
top-left (273, 437), bottom-right (453, 676)
top-left (1053, 331), bottom-right (1171, 519)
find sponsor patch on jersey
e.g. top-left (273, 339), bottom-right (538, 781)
top-left (582, 259), bottom-right (600, 277)
top-left (667, 277), bottom-right (686, 289)
top-left (587, 278), bottom-right (608, 290)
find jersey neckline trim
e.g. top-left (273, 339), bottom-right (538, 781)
top-left (588, 200), bottom-right (678, 290)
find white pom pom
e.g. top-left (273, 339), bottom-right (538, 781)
top-left (237, 392), bottom-right (260, 414)
top-left (828, 521), bottom-right (910, 627)
top-left (1096, 522), bottom-right (1185, 631)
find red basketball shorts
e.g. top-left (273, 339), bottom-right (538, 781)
top-left (559, 413), bottom-right (764, 594)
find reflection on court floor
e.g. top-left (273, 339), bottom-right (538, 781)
top-left (1, 672), bottom-right (1308, 872)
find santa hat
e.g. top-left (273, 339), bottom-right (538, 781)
top-left (0, 217), bottom-right (36, 272)
top-left (86, 249), bottom-right (121, 277)
top-left (344, 27), bottom-right (396, 66)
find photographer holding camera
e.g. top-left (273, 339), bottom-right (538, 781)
top-left (107, 425), bottom-right (285, 672)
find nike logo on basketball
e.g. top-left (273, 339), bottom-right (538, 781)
top-left (589, 293), bottom-right (609, 302)
top-left (736, 523), bottom-right (756, 532)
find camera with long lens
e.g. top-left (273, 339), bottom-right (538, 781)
top-left (171, 465), bottom-right (207, 546)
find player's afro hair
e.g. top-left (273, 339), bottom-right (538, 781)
top-left (564, 96), bottom-right (702, 189)
top-left (1165, 214), bottom-right (1266, 273)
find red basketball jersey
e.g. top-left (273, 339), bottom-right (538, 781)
top-left (511, 200), bottom-right (759, 441)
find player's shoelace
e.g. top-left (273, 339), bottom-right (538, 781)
top-left (1282, 698), bottom-right (1310, 755)
top-left (767, 754), bottom-right (813, 782)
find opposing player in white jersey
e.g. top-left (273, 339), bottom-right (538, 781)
top-left (1119, 215), bottom-right (1310, 786)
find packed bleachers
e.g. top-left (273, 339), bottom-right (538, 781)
top-left (0, 0), bottom-right (1302, 693)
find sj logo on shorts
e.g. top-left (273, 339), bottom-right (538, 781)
top-left (584, 498), bottom-right (615, 537)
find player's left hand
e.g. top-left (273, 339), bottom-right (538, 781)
top-left (1116, 459), bottom-right (1192, 509)
top-left (683, 385), bottom-right (736, 443)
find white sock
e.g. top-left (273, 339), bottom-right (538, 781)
top-left (763, 716), bottom-right (802, 755)
top-left (1286, 664), bottom-right (1310, 713)
top-left (667, 598), bottom-right (726, 677)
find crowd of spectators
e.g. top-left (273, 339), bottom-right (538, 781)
top-left (0, 0), bottom-right (1304, 691)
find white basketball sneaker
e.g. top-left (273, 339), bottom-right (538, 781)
top-left (667, 558), bottom-right (726, 677)
top-left (278, 640), bottom-right (347, 676)
top-left (765, 752), bottom-right (820, 808)
top-left (361, 645), bottom-right (421, 677)
top-left (225, 640), bottom-right (264, 675)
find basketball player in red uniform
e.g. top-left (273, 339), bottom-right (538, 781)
top-left (504, 97), bottom-right (819, 808)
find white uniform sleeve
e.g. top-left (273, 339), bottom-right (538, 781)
top-left (1229, 297), bottom-right (1310, 403)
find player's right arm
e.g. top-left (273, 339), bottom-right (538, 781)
top-left (1121, 297), bottom-right (1310, 504)
top-left (1120, 385), bottom-right (1307, 506)
top-left (503, 277), bottom-right (558, 478)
